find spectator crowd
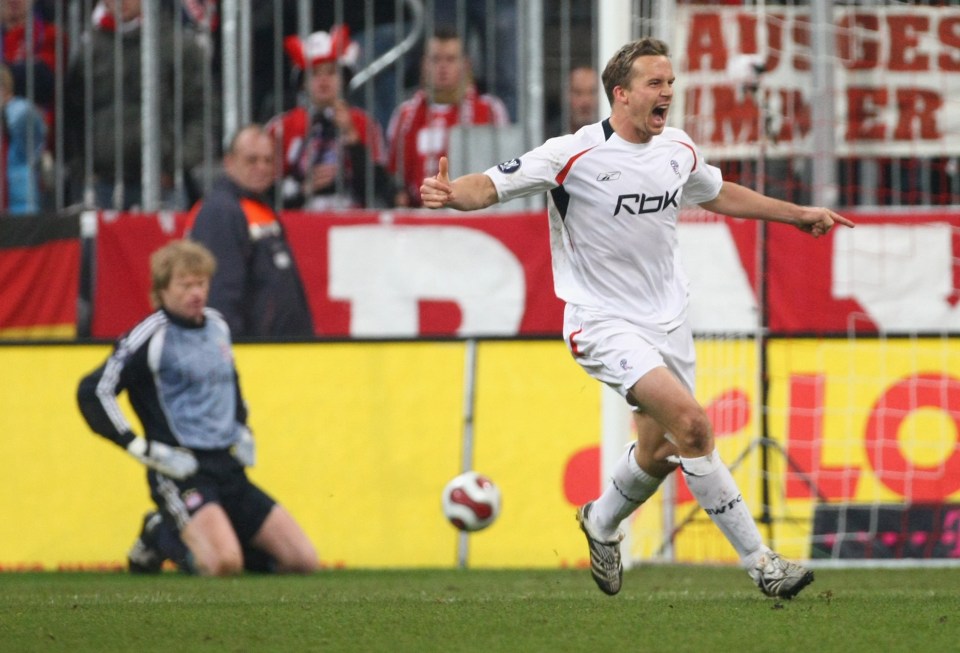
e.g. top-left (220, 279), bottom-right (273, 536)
top-left (0, 0), bottom-right (551, 216)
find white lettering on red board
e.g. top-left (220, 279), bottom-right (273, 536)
top-left (833, 224), bottom-right (960, 331)
top-left (328, 225), bottom-right (526, 337)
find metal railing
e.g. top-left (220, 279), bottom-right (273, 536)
top-left (5, 0), bottom-right (587, 214)
top-left (8, 1), bottom-right (957, 216)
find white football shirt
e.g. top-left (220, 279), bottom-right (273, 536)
top-left (485, 121), bottom-right (723, 332)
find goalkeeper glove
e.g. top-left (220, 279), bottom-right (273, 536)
top-left (126, 438), bottom-right (198, 479)
top-left (231, 426), bottom-right (256, 467)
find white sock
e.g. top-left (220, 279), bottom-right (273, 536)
top-left (680, 450), bottom-right (768, 567)
top-left (590, 444), bottom-right (663, 540)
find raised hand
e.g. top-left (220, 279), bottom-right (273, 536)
top-left (419, 156), bottom-right (453, 209)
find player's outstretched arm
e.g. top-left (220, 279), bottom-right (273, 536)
top-left (420, 156), bottom-right (499, 211)
top-left (699, 181), bottom-right (855, 237)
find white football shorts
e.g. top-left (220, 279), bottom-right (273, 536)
top-left (562, 304), bottom-right (696, 406)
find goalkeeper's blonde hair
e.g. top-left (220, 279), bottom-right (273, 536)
top-left (149, 240), bottom-right (217, 308)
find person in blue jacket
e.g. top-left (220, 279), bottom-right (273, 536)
top-left (0, 63), bottom-right (46, 214)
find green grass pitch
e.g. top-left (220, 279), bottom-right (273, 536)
top-left (1, 566), bottom-right (957, 652)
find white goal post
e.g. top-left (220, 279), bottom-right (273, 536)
top-left (601, 0), bottom-right (960, 569)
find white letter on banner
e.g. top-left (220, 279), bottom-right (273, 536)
top-left (329, 225), bottom-right (526, 337)
top-left (833, 224), bottom-right (960, 331)
top-left (679, 223), bottom-right (758, 333)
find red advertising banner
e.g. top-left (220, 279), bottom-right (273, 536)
top-left (90, 210), bottom-right (564, 339)
top-left (91, 212), bottom-right (192, 338)
top-left (86, 208), bottom-right (960, 339)
top-left (284, 210), bottom-right (563, 338)
top-left (767, 211), bottom-right (960, 334)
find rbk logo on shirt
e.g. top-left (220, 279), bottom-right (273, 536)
top-left (613, 188), bottom-right (680, 215)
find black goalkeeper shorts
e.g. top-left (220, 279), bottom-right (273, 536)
top-left (147, 448), bottom-right (277, 545)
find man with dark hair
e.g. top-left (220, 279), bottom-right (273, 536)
top-left (421, 37), bottom-right (854, 599)
top-left (386, 26), bottom-right (509, 207)
top-left (187, 124), bottom-right (314, 338)
top-left (547, 65), bottom-right (600, 137)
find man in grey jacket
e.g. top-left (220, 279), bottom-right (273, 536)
top-left (64, 0), bottom-right (217, 210)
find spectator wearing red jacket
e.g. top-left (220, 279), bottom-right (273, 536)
top-left (386, 25), bottom-right (509, 208)
top-left (267, 26), bottom-right (396, 210)
top-left (0, 0), bottom-right (62, 121)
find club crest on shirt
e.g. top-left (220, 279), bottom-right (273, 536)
top-left (497, 158), bottom-right (522, 174)
top-left (182, 489), bottom-right (204, 511)
top-left (670, 159), bottom-right (681, 177)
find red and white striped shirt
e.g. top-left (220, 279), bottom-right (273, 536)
top-left (387, 85), bottom-right (509, 206)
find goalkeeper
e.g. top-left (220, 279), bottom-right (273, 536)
top-left (77, 240), bottom-right (318, 576)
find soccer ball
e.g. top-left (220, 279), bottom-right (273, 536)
top-left (441, 471), bottom-right (501, 532)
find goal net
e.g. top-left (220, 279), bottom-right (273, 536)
top-left (616, 1), bottom-right (960, 567)
top-left (616, 216), bottom-right (960, 568)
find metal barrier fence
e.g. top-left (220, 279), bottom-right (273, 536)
top-left (3, 0), bottom-right (960, 216)
top-left (1, 0), bottom-right (598, 214)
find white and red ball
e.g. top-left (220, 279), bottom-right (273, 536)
top-left (441, 471), bottom-right (501, 532)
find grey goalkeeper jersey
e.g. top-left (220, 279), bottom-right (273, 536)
top-left (77, 307), bottom-right (247, 451)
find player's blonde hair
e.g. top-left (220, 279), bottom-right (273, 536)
top-left (601, 38), bottom-right (670, 105)
top-left (149, 240), bottom-right (217, 308)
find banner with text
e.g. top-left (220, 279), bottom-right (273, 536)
top-left (674, 5), bottom-right (960, 158)
top-left (86, 209), bottom-right (960, 339)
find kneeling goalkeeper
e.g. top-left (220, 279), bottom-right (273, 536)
top-left (77, 240), bottom-right (318, 576)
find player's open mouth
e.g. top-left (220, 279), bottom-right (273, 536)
top-left (651, 104), bottom-right (669, 126)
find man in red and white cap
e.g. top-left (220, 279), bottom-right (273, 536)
top-left (266, 25), bottom-right (396, 210)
